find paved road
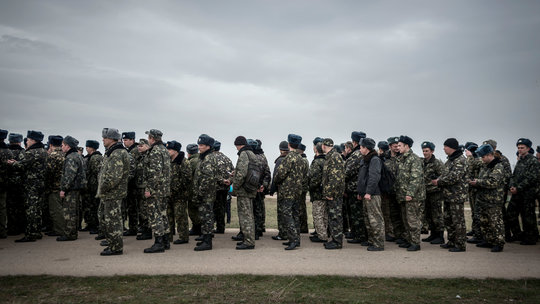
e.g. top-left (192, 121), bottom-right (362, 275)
top-left (1, 229), bottom-right (539, 278)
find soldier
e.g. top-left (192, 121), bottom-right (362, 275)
top-left (269, 141), bottom-right (290, 241)
top-left (44, 136), bottom-right (65, 237)
top-left (433, 138), bottom-right (468, 252)
top-left (0, 129), bottom-right (12, 238)
top-left (356, 138), bottom-right (385, 251)
top-left (6, 133), bottom-right (26, 236)
top-left (274, 134), bottom-right (304, 250)
top-left (83, 140), bottom-right (102, 234)
top-left (57, 136), bottom-right (86, 241)
top-left (394, 136), bottom-right (425, 251)
top-left (345, 131), bottom-right (367, 244)
top-left (193, 134), bottom-right (218, 251)
top-left (321, 138), bottom-right (346, 250)
top-left (142, 129), bottom-right (171, 253)
top-left (385, 136), bottom-right (405, 244)
top-left (186, 143), bottom-right (201, 236)
top-left (228, 136), bottom-right (259, 250)
top-left (308, 141), bottom-right (326, 243)
top-left (135, 139), bottom-right (152, 240)
top-left (122, 131), bottom-right (139, 236)
top-left (469, 144), bottom-right (505, 252)
top-left (253, 139), bottom-right (271, 237)
top-left (97, 128), bottom-right (130, 256)
top-left (464, 142), bottom-right (483, 243)
top-left (213, 141), bottom-right (234, 234)
top-left (296, 143), bottom-right (310, 234)
top-left (166, 140), bottom-right (191, 245)
top-left (421, 141), bottom-right (445, 245)
top-left (507, 138), bottom-right (539, 245)
top-left (377, 140), bottom-right (394, 240)
top-left (8, 131), bottom-right (48, 242)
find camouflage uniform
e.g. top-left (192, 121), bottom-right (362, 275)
top-left (169, 152), bottom-right (191, 241)
top-left (309, 155), bottom-right (327, 240)
top-left (0, 141), bottom-right (12, 238)
top-left (395, 150), bottom-right (425, 246)
top-left (437, 151), bottom-right (469, 250)
top-left (6, 144), bottom-right (26, 235)
top-left (97, 143), bottom-right (130, 252)
top-left (134, 148), bottom-right (150, 235)
top-left (385, 151), bottom-right (405, 240)
top-left (194, 150), bottom-right (218, 235)
top-left (298, 154), bottom-right (309, 233)
top-left (214, 150), bottom-right (234, 233)
top-left (144, 141), bottom-right (171, 237)
top-left (345, 145), bottom-right (367, 241)
top-left (187, 152), bottom-right (201, 231)
top-left (270, 154), bottom-right (287, 238)
top-left (274, 150), bottom-right (304, 244)
top-left (253, 149), bottom-right (271, 235)
top-left (124, 145), bottom-right (140, 232)
top-left (423, 155), bottom-right (445, 234)
top-left (508, 153), bottom-right (539, 244)
top-left (232, 146), bottom-right (259, 246)
top-left (44, 146), bottom-right (64, 237)
top-left (322, 148), bottom-right (346, 244)
top-left (83, 151), bottom-right (102, 232)
top-left (466, 155), bottom-right (484, 239)
top-left (474, 158), bottom-right (505, 247)
top-left (496, 152), bottom-right (513, 240)
top-left (60, 148), bottom-right (87, 239)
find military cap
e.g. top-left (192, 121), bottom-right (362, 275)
top-left (322, 138), bottom-right (334, 147)
top-left (377, 141), bottom-right (389, 151)
top-left (516, 138), bottom-right (532, 148)
top-left (0, 129), bottom-right (7, 140)
top-left (9, 133), bottom-right (23, 143)
top-left (387, 136), bottom-right (400, 145)
top-left (166, 140), bottom-right (182, 152)
top-left (443, 138), bottom-right (459, 150)
top-left (234, 136), bottom-right (248, 146)
top-left (122, 132), bottom-right (135, 140)
top-left (63, 135), bottom-right (79, 148)
top-left (279, 141), bottom-right (290, 151)
top-left (48, 135), bottom-right (63, 147)
top-left (351, 131), bottom-right (367, 142)
top-left (360, 137), bottom-right (376, 150)
top-left (287, 134), bottom-right (302, 148)
top-left (476, 144), bottom-right (494, 157)
top-left (85, 140), bottom-right (99, 149)
top-left (313, 137), bottom-right (323, 145)
top-left (138, 138), bottom-right (149, 146)
top-left (247, 139), bottom-right (258, 150)
top-left (197, 134), bottom-right (214, 147)
top-left (27, 130), bottom-right (44, 142)
top-left (334, 144), bottom-right (342, 153)
top-left (213, 140), bottom-right (221, 151)
top-left (340, 143), bottom-right (346, 152)
top-left (298, 143), bottom-right (306, 152)
top-left (398, 135), bottom-right (413, 148)
top-left (421, 141), bottom-right (435, 151)
top-left (145, 129), bottom-right (163, 139)
top-left (536, 146), bottom-right (540, 154)
top-left (529, 147), bottom-right (534, 154)
top-left (102, 128), bottom-right (121, 140)
top-left (256, 139), bottom-right (262, 148)
top-left (464, 142), bottom-right (478, 151)
top-left (186, 143), bottom-right (198, 154)
top-left (483, 139), bottom-right (497, 149)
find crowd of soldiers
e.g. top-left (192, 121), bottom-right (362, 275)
top-left (1, 128), bottom-right (539, 255)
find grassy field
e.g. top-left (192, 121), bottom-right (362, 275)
top-left (1, 275), bottom-right (538, 303)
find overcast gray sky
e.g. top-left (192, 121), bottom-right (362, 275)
top-left (1, 1), bottom-right (539, 165)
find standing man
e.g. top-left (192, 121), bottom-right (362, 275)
top-left (433, 138), bottom-right (468, 252)
top-left (385, 136), bottom-right (405, 243)
top-left (464, 142), bottom-right (483, 243)
top-left (296, 143), bottom-right (310, 234)
top-left (135, 139), bottom-right (152, 241)
top-left (269, 141), bottom-right (290, 241)
top-left (213, 141), bottom-right (234, 234)
top-left (143, 129), bottom-right (171, 253)
top-left (84, 140), bottom-right (103, 234)
top-left (321, 138), bottom-right (346, 250)
top-left (6, 133), bottom-right (25, 236)
top-left (97, 128), bottom-right (130, 256)
top-left (421, 141), bottom-right (445, 245)
top-left (394, 136), bottom-right (425, 251)
top-left (345, 131), bottom-right (367, 244)
top-left (253, 139), bottom-right (271, 237)
top-left (167, 140), bottom-right (191, 245)
top-left (44, 136), bottom-right (64, 237)
top-left (122, 131), bottom-right (139, 236)
top-left (308, 141), bottom-right (326, 243)
top-left (0, 129), bottom-right (12, 238)
top-left (186, 144), bottom-right (201, 237)
top-left (58, 136), bottom-right (86, 241)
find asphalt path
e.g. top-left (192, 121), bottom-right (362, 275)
top-left (1, 229), bottom-right (539, 278)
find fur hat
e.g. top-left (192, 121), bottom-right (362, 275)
top-left (166, 140), bottom-right (182, 152)
top-left (186, 143), bottom-right (198, 154)
top-left (85, 140), bottom-right (99, 150)
top-left (377, 141), bottom-right (389, 151)
top-left (63, 135), bottom-right (79, 148)
top-left (399, 135), bottom-right (414, 148)
top-left (234, 136), bottom-right (248, 146)
top-left (27, 130), bottom-right (44, 142)
top-left (102, 128), bottom-right (121, 140)
top-left (476, 144), bottom-right (494, 157)
top-left (122, 132), bottom-right (135, 140)
top-left (0, 129), bottom-right (7, 140)
top-left (298, 143), bottom-right (306, 152)
top-left (360, 137), bottom-right (376, 150)
top-left (48, 135), bottom-right (63, 147)
top-left (287, 134), bottom-right (302, 148)
top-left (279, 141), bottom-right (289, 151)
top-left (247, 139), bottom-right (258, 150)
top-left (313, 137), bottom-right (323, 145)
top-left (213, 140), bottom-right (221, 151)
top-left (145, 129), bottom-right (163, 140)
top-left (351, 131), bottom-right (367, 143)
top-left (197, 134), bottom-right (214, 147)
top-left (516, 138), bottom-right (532, 148)
top-left (421, 141), bottom-right (435, 151)
top-left (387, 136), bottom-right (400, 145)
top-left (8, 133), bottom-right (23, 143)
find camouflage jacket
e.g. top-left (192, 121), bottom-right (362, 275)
top-left (6, 145), bottom-right (24, 189)
top-left (14, 142), bottom-right (48, 192)
top-left (270, 154), bottom-right (286, 195)
top-left (170, 152), bottom-right (191, 201)
top-left (194, 150), bottom-right (218, 203)
top-left (274, 150), bottom-right (304, 200)
top-left (308, 155), bottom-right (326, 201)
top-left (466, 155), bottom-right (483, 196)
top-left (144, 141), bottom-right (171, 198)
top-left (322, 148), bottom-right (345, 199)
top-left (187, 153), bottom-right (200, 201)
top-left (384, 151), bottom-right (400, 195)
top-left (85, 151), bottom-right (103, 195)
top-left (496, 152), bottom-right (512, 188)
top-left (127, 145), bottom-right (140, 185)
top-left (255, 150), bottom-right (272, 193)
top-left (214, 151), bottom-right (234, 191)
top-left (474, 158), bottom-right (505, 207)
top-left (61, 148), bottom-right (87, 192)
top-left (510, 153), bottom-right (539, 197)
top-left (395, 150), bottom-right (425, 202)
top-left (300, 154), bottom-right (309, 193)
top-left (437, 151), bottom-right (469, 203)
top-left (0, 143), bottom-right (13, 189)
top-left (45, 147), bottom-right (64, 192)
top-left (97, 143), bottom-right (130, 200)
top-left (344, 146), bottom-right (362, 193)
top-left (423, 155), bottom-right (444, 194)
top-left (232, 146), bottom-right (259, 198)
top-left (135, 150), bottom-right (148, 189)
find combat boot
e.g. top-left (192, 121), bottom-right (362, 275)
top-left (163, 235), bottom-right (170, 250)
top-left (231, 231), bottom-right (244, 241)
top-left (194, 234), bottom-right (212, 251)
top-left (491, 245), bottom-right (504, 252)
top-left (136, 229), bottom-right (152, 240)
top-left (430, 231), bottom-right (445, 245)
top-left (421, 234), bottom-right (436, 242)
top-left (189, 224), bottom-right (201, 236)
top-left (144, 236), bottom-right (165, 253)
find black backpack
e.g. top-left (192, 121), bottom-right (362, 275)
top-left (243, 152), bottom-right (262, 192)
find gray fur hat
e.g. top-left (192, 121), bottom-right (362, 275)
top-left (102, 128), bottom-right (121, 140)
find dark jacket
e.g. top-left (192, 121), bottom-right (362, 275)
top-left (357, 151), bottom-right (382, 196)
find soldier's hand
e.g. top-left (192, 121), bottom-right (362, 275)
top-left (357, 194), bottom-right (362, 200)
top-left (364, 194), bottom-right (371, 201)
top-left (145, 191), bottom-right (151, 198)
top-left (510, 187), bottom-right (517, 195)
top-left (431, 179), bottom-right (438, 186)
top-left (60, 191), bottom-right (65, 198)
top-left (469, 180), bottom-right (477, 186)
top-left (326, 197), bottom-right (333, 201)
top-left (405, 196), bottom-right (412, 201)
top-left (224, 179), bottom-right (231, 186)
top-left (7, 159), bottom-right (16, 165)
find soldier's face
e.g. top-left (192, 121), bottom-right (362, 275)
top-left (148, 136), bottom-right (156, 146)
top-left (138, 144), bottom-right (149, 153)
top-left (123, 139), bottom-right (134, 148)
top-left (86, 147), bottom-right (95, 155)
top-left (397, 142), bottom-right (408, 154)
top-left (422, 148), bottom-right (433, 159)
top-left (443, 146), bottom-right (454, 156)
top-left (61, 142), bottom-right (70, 153)
top-left (536, 152), bottom-right (540, 161)
top-left (517, 144), bottom-right (529, 157)
top-left (102, 138), bottom-right (115, 148)
top-left (359, 146), bottom-right (369, 156)
top-left (390, 143), bottom-right (399, 153)
top-left (481, 154), bottom-right (494, 164)
top-left (199, 144), bottom-right (210, 153)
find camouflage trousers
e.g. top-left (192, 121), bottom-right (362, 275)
top-left (342, 193), bottom-right (352, 233)
top-left (99, 199), bottom-right (123, 252)
top-left (444, 200), bottom-right (467, 249)
top-left (347, 193), bottom-right (367, 240)
top-left (147, 196), bottom-right (170, 237)
top-left (238, 196), bottom-right (256, 246)
top-left (0, 191), bottom-right (6, 237)
top-left (507, 193), bottom-right (539, 243)
top-left (312, 200), bottom-right (328, 241)
top-left (169, 195), bottom-right (189, 241)
top-left (298, 192), bottom-right (308, 233)
top-left (381, 195), bottom-right (394, 237)
top-left (123, 186), bottom-right (140, 231)
top-left (62, 191), bottom-right (80, 239)
top-left (7, 189), bottom-right (25, 235)
top-left (326, 198), bottom-right (343, 244)
top-left (188, 198), bottom-right (200, 227)
top-left (253, 192), bottom-right (266, 234)
top-left (424, 191), bottom-right (444, 233)
top-left (82, 192), bottom-right (100, 230)
top-left (137, 188), bottom-right (149, 231)
top-left (477, 202), bottom-right (505, 247)
top-left (276, 196), bottom-right (286, 238)
top-left (400, 200), bottom-right (422, 246)
top-left (282, 198), bottom-right (300, 243)
top-left (469, 189), bottom-right (482, 239)
top-left (214, 190), bottom-right (228, 232)
top-left (388, 194), bottom-right (406, 240)
top-left (363, 195), bottom-right (385, 248)
top-left (24, 189), bottom-right (43, 239)
top-left (48, 191), bottom-right (65, 235)
top-left (198, 196), bottom-right (214, 235)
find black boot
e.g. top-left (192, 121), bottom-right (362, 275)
top-left (137, 229), bottom-right (153, 240)
top-left (194, 234), bottom-right (212, 251)
top-left (189, 224), bottom-right (201, 236)
top-left (231, 231), bottom-right (244, 241)
top-left (144, 236), bottom-right (165, 253)
top-left (163, 234), bottom-right (170, 250)
top-left (421, 233), bottom-right (436, 242)
top-left (430, 231), bottom-right (445, 245)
